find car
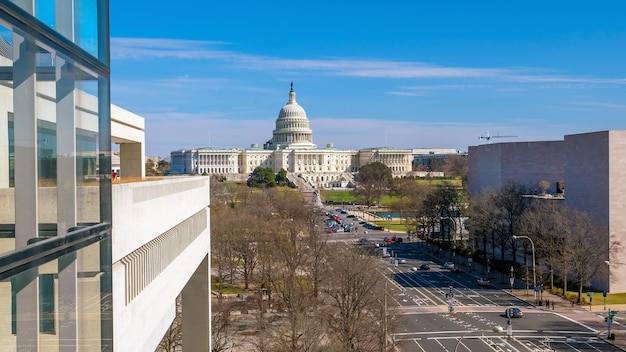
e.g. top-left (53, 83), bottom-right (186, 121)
top-left (451, 266), bottom-right (462, 273)
top-left (410, 267), bottom-right (418, 271)
top-left (505, 307), bottom-right (523, 318)
top-left (395, 258), bottom-right (406, 264)
top-left (419, 263), bottom-right (431, 270)
top-left (477, 278), bottom-right (491, 286)
top-left (383, 237), bottom-right (393, 243)
top-left (443, 262), bottom-right (455, 270)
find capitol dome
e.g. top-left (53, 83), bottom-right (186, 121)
top-left (278, 93), bottom-right (307, 120)
top-left (268, 83), bottom-right (316, 150)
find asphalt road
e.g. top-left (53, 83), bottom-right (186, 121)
top-left (325, 208), bottom-right (626, 351)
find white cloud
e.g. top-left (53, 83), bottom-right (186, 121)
top-left (111, 37), bottom-right (626, 85)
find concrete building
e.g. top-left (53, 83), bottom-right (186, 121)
top-left (170, 83), bottom-right (416, 188)
top-left (468, 130), bottom-right (626, 293)
top-left (0, 2), bottom-right (210, 351)
top-left (411, 148), bottom-right (468, 172)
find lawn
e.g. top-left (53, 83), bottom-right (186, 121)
top-left (320, 178), bottom-right (463, 207)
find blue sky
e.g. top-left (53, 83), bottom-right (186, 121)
top-left (109, 1), bottom-right (626, 157)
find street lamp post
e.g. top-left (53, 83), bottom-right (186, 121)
top-left (387, 215), bottom-right (391, 233)
top-left (510, 266), bottom-right (514, 292)
top-left (453, 245), bottom-right (456, 265)
top-left (512, 235), bottom-right (536, 302)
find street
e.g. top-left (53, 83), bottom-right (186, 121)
top-left (327, 207), bottom-right (626, 352)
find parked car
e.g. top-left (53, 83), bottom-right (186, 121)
top-left (505, 307), bottom-right (523, 318)
top-left (477, 278), bottom-right (491, 286)
top-left (443, 262), bottom-right (455, 270)
top-left (395, 258), bottom-right (406, 264)
top-left (451, 266), bottom-right (462, 273)
top-left (419, 263), bottom-right (431, 270)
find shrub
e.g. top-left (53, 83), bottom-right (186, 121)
top-left (551, 287), bottom-right (563, 296)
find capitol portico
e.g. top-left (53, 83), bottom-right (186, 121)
top-left (170, 84), bottom-right (435, 189)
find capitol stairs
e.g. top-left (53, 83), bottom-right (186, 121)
top-left (287, 172), bottom-right (321, 205)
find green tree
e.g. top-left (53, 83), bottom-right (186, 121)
top-left (157, 159), bottom-right (171, 174)
top-left (276, 168), bottom-right (289, 186)
top-left (247, 167), bottom-right (277, 188)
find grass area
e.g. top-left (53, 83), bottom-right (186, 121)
top-left (549, 287), bottom-right (626, 305)
top-left (372, 220), bottom-right (411, 233)
top-left (211, 276), bottom-right (247, 295)
top-left (589, 292), bottom-right (626, 305)
top-left (320, 178), bottom-right (463, 207)
top-left (321, 190), bottom-right (362, 205)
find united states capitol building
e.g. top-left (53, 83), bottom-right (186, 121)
top-left (170, 83), bottom-right (464, 189)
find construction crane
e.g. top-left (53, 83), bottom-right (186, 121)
top-left (479, 131), bottom-right (517, 142)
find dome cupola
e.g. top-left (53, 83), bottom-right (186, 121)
top-left (269, 82), bottom-right (316, 150)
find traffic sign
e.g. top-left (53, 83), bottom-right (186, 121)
top-left (534, 285), bottom-right (540, 293)
top-left (603, 290), bottom-right (607, 297)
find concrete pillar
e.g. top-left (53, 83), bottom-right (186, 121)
top-left (182, 255), bottom-right (209, 352)
top-left (120, 142), bottom-right (145, 179)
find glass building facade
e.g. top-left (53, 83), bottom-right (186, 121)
top-left (0, 1), bottom-right (112, 351)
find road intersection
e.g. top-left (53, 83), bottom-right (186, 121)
top-left (348, 231), bottom-right (626, 351)
top-left (327, 207), bottom-right (626, 351)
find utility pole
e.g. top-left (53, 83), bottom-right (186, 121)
top-left (384, 279), bottom-right (388, 351)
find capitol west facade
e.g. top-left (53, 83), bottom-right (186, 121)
top-left (170, 84), bottom-right (416, 189)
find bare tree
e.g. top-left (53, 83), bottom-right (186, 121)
top-left (467, 189), bottom-right (498, 269)
top-left (211, 300), bottom-right (233, 352)
top-left (564, 210), bottom-right (619, 303)
top-left (538, 180), bottom-right (550, 195)
top-left (255, 191), bottom-right (326, 352)
top-left (493, 182), bottom-right (528, 264)
top-left (157, 296), bottom-right (182, 352)
top-left (323, 248), bottom-right (395, 352)
top-left (388, 178), bottom-right (431, 237)
top-left (356, 162), bottom-right (392, 207)
top-left (441, 154), bottom-right (468, 180)
top-left (521, 200), bottom-right (567, 290)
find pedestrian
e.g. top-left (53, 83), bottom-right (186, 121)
top-left (546, 299), bottom-right (549, 308)
top-left (552, 300), bottom-right (555, 310)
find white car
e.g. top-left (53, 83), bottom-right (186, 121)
top-left (443, 262), bottom-right (455, 270)
top-left (477, 278), bottom-right (491, 286)
top-left (395, 258), bottom-right (406, 264)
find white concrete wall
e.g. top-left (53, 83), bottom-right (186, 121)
top-left (111, 177), bottom-right (210, 351)
top-left (111, 177), bottom-right (209, 262)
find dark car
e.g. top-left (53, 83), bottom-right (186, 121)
top-left (505, 307), bottom-right (523, 318)
top-left (419, 263), bottom-right (431, 270)
top-left (451, 266), bottom-right (462, 273)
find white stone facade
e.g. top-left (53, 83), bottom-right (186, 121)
top-left (170, 84), bottom-right (413, 188)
